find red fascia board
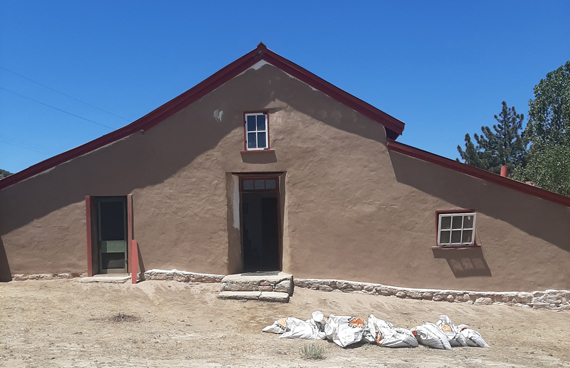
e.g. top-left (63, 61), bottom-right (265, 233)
top-left (0, 44), bottom-right (403, 190)
top-left (387, 140), bottom-right (570, 208)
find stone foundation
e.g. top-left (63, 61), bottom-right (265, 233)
top-left (294, 278), bottom-right (570, 311)
top-left (11, 273), bottom-right (84, 281)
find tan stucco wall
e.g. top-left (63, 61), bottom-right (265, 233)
top-left (1, 63), bottom-right (569, 291)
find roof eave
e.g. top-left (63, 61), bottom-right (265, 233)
top-left (387, 139), bottom-right (570, 208)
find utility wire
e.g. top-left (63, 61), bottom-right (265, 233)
top-left (0, 86), bottom-right (115, 130)
top-left (0, 65), bottom-right (129, 121)
top-left (0, 133), bottom-right (55, 154)
top-left (0, 137), bottom-right (54, 155)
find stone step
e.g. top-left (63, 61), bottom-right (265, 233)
top-left (218, 291), bottom-right (290, 303)
top-left (76, 275), bottom-right (130, 284)
top-left (220, 272), bottom-right (293, 295)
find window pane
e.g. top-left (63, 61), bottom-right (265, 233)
top-left (451, 230), bottom-right (462, 243)
top-left (440, 231), bottom-right (451, 244)
top-left (462, 230), bottom-right (473, 244)
top-left (247, 133), bottom-right (256, 148)
top-left (254, 180), bottom-right (265, 190)
top-left (257, 114), bottom-right (266, 130)
top-left (440, 216), bottom-right (451, 230)
top-left (247, 116), bottom-right (256, 132)
top-left (257, 132), bottom-right (267, 148)
top-left (266, 179), bottom-right (276, 189)
top-left (243, 180), bottom-right (254, 190)
top-left (452, 216), bottom-right (463, 229)
top-left (464, 215), bottom-right (474, 228)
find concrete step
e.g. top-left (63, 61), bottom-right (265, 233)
top-left (220, 271), bottom-right (293, 295)
top-left (218, 291), bottom-right (290, 303)
top-left (76, 274), bottom-right (130, 284)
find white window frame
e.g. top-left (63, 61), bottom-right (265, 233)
top-left (244, 113), bottom-right (269, 151)
top-left (437, 212), bottom-right (477, 247)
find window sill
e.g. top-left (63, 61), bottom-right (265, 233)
top-left (432, 245), bottom-right (481, 250)
top-left (240, 149), bottom-right (275, 154)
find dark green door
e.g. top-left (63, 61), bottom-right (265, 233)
top-left (98, 197), bottom-right (127, 274)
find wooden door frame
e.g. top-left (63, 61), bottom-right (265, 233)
top-left (85, 194), bottom-right (133, 276)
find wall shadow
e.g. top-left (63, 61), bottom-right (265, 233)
top-left (240, 151), bottom-right (277, 164)
top-left (432, 247), bottom-right (492, 278)
top-left (137, 243), bottom-right (146, 281)
top-left (0, 237), bottom-right (12, 282)
top-left (390, 151), bottom-right (570, 253)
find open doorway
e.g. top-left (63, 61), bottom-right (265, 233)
top-left (240, 176), bottom-right (281, 272)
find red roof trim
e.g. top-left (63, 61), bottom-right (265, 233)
top-left (0, 44), bottom-right (404, 191)
top-left (387, 140), bottom-right (570, 208)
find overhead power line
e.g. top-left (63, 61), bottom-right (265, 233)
top-left (0, 136), bottom-right (54, 155)
top-left (0, 86), bottom-right (115, 130)
top-left (0, 65), bottom-right (129, 121)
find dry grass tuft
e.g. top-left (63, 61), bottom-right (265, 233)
top-left (299, 343), bottom-right (326, 360)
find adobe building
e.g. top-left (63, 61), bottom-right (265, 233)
top-left (1, 43), bottom-right (569, 294)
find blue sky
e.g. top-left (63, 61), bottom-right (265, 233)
top-left (1, 0), bottom-right (569, 173)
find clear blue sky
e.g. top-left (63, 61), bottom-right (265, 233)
top-left (1, 0), bottom-right (569, 174)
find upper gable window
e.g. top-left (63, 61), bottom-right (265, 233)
top-left (244, 113), bottom-right (269, 151)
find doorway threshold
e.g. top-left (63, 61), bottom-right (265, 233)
top-left (76, 274), bottom-right (130, 284)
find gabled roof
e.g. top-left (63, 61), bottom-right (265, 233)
top-left (0, 43), bottom-right (405, 190)
top-left (387, 140), bottom-right (570, 208)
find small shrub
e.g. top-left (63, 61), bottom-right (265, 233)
top-left (111, 313), bottom-right (139, 322)
top-left (299, 343), bottom-right (326, 360)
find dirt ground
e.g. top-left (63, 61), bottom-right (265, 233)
top-left (0, 279), bottom-right (569, 368)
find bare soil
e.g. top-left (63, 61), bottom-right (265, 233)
top-left (0, 279), bottom-right (568, 367)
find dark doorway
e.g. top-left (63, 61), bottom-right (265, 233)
top-left (97, 197), bottom-right (127, 273)
top-left (241, 176), bottom-right (280, 272)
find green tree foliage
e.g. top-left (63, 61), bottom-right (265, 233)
top-left (0, 169), bottom-right (12, 179)
top-left (513, 61), bottom-right (570, 196)
top-left (514, 138), bottom-right (570, 196)
top-left (526, 61), bottom-right (570, 145)
top-left (457, 101), bottom-right (527, 174)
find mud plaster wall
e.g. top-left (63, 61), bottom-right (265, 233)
top-left (1, 63), bottom-right (569, 291)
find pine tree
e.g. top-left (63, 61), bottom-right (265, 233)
top-left (457, 101), bottom-right (527, 175)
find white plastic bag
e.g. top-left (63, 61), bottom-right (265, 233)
top-left (262, 317), bottom-right (289, 334)
top-left (325, 315), bottom-right (365, 348)
top-left (436, 315), bottom-right (468, 347)
top-left (411, 323), bottom-right (452, 350)
top-left (367, 315), bottom-right (394, 338)
top-left (377, 327), bottom-right (419, 348)
top-left (457, 324), bottom-right (490, 348)
top-left (365, 315), bottom-right (417, 348)
top-left (281, 318), bottom-right (325, 340)
top-left (262, 312), bottom-right (326, 340)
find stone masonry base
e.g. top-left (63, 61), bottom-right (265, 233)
top-left (10, 270), bottom-right (569, 311)
top-left (294, 278), bottom-right (570, 311)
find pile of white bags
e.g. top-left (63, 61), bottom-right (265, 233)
top-left (263, 312), bottom-right (489, 349)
